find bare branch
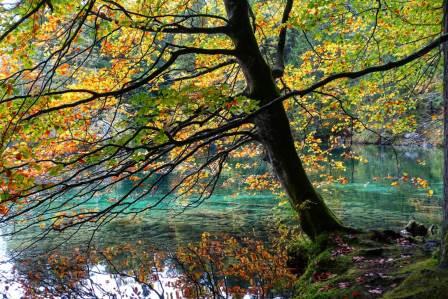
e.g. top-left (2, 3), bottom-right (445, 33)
top-left (272, 0), bottom-right (294, 78)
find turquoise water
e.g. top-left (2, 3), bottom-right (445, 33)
top-left (111, 145), bottom-right (443, 248)
top-left (323, 145), bottom-right (442, 230)
top-left (3, 145), bottom-right (444, 254)
top-left (0, 145), bottom-right (443, 297)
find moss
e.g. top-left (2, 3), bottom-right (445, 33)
top-left (293, 248), bottom-right (357, 299)
top-left (288, 233), bottom-right (329, 256)
top-left (287, 233), bottom-right (330, 273)
top-left (290, 233), bottom-right (358, 298)
top-left (294, 288), bottom-right (361, 299)
top-left (394, 257), bottom-right (438, 274)
top-left (383, 258), bottom-right (448, 299)
top-left (440, 228), bottom-right (448, 267)
top-left (288, 230), bottom-right (448, 299)
top-left (288, 230), bottom-right (447, 299)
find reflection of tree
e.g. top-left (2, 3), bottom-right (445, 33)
top-left (408, 198), bottom-right (443, 224)
top-left (12, 234), bottom-right (295, 298)
top-left (319, 146), bottom-right (443, 230)
top-left (330, 146), bottom-right (442, 185)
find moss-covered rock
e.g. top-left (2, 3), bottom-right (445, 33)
top-left (288, 231), bottom-right (442, 299)
top-left (383, 258), bottom-right (448, 299)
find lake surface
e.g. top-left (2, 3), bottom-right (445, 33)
top-left (94, 145), bottom-right (443, 247)
top-left (322, 145), bottom-right (442, 230)
top-left (0, 145), bottom-right (443, 297)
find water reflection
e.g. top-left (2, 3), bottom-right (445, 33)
top-left (0, 145), bottom-right (444, 297)
top-left (323, 145), bottom-right (442, 229)
top-left (1, 234), bottom-right (294, 298)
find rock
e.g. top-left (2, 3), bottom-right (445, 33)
top-left (400, 229), bottom-right (411, 237)
top-left (405, 220), bottom-right (428, 237)
top-left (429, 224), bottom-right (438, 235)
top-left (423, 240), bottom-right (440, 252)
top-left (383, 230), bottom-right (401, 239)
top-left (359, 247), bottom-right (384, 257)
top-left (369, 230), bottom-right (401, 243)
top-left (422, 142), bottom-right (433, 149)
top-left (404, 132), bottom-right (420, 139)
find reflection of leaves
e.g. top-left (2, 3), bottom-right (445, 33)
top-left (176, 232), bottom-right (296, 297)
top-left (338, 177), bottom-right (348, 184)
top-left (0, 205), bottom-right (8, 215)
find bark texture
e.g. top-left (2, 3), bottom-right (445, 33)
top-left (224, 0), bottom-right (343, 239)
top-left (441, 0), bottom-right (448, 269)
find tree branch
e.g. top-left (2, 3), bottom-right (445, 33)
top-left (260, 33), bottom-right (448, 112)
top-left (136, 24), bottom-right (230, 35)
top-left (0, 0), bottom-right (47, 43)
top-left (90, 2), bottom-right (229, 35)
top-left (22, 47), bottom-right (236, 120)
top-left (272, 0), bottom-right (294, 78)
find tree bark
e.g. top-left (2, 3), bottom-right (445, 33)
top-left (440, 0), bottom-right (448, 269)
top-left (224, 0), bottom-right (343, 239)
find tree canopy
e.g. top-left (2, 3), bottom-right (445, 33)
top-left (0, 0), bottom-right (445, 247)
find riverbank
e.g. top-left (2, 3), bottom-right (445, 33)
top-left (350, 117), bottom-right (442, 148)
top-left (288, 230), bottom-right (447, 298)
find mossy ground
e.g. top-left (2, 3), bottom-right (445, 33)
top-left (288, 231), bottom-right (445, 299)
top-left (383, 259), bottom-right (448, 299)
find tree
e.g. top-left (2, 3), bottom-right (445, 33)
top-left (441, 0), bottom-right (448, 268)
top-left (0, 0), bottom-right (446, 246)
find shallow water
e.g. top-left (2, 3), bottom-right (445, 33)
top-left (97, 145), bottom-right (443, 248)
top-left (0, 145), bottom-right (443, 297)
top-left (323, 145), bottom-right (442, 229)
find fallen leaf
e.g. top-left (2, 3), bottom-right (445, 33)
top-left (338, 282), bottom-right (350, 289)
top-left (368, 288), bottom-right (383, 294)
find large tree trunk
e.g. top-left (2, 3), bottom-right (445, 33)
top-left (440, 0), bottom-right (448, 269)
top-left (224, 0), bottom-right (343, 239)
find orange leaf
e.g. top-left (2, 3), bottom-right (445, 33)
top-left (0, 205), bottom-right (9, 216)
